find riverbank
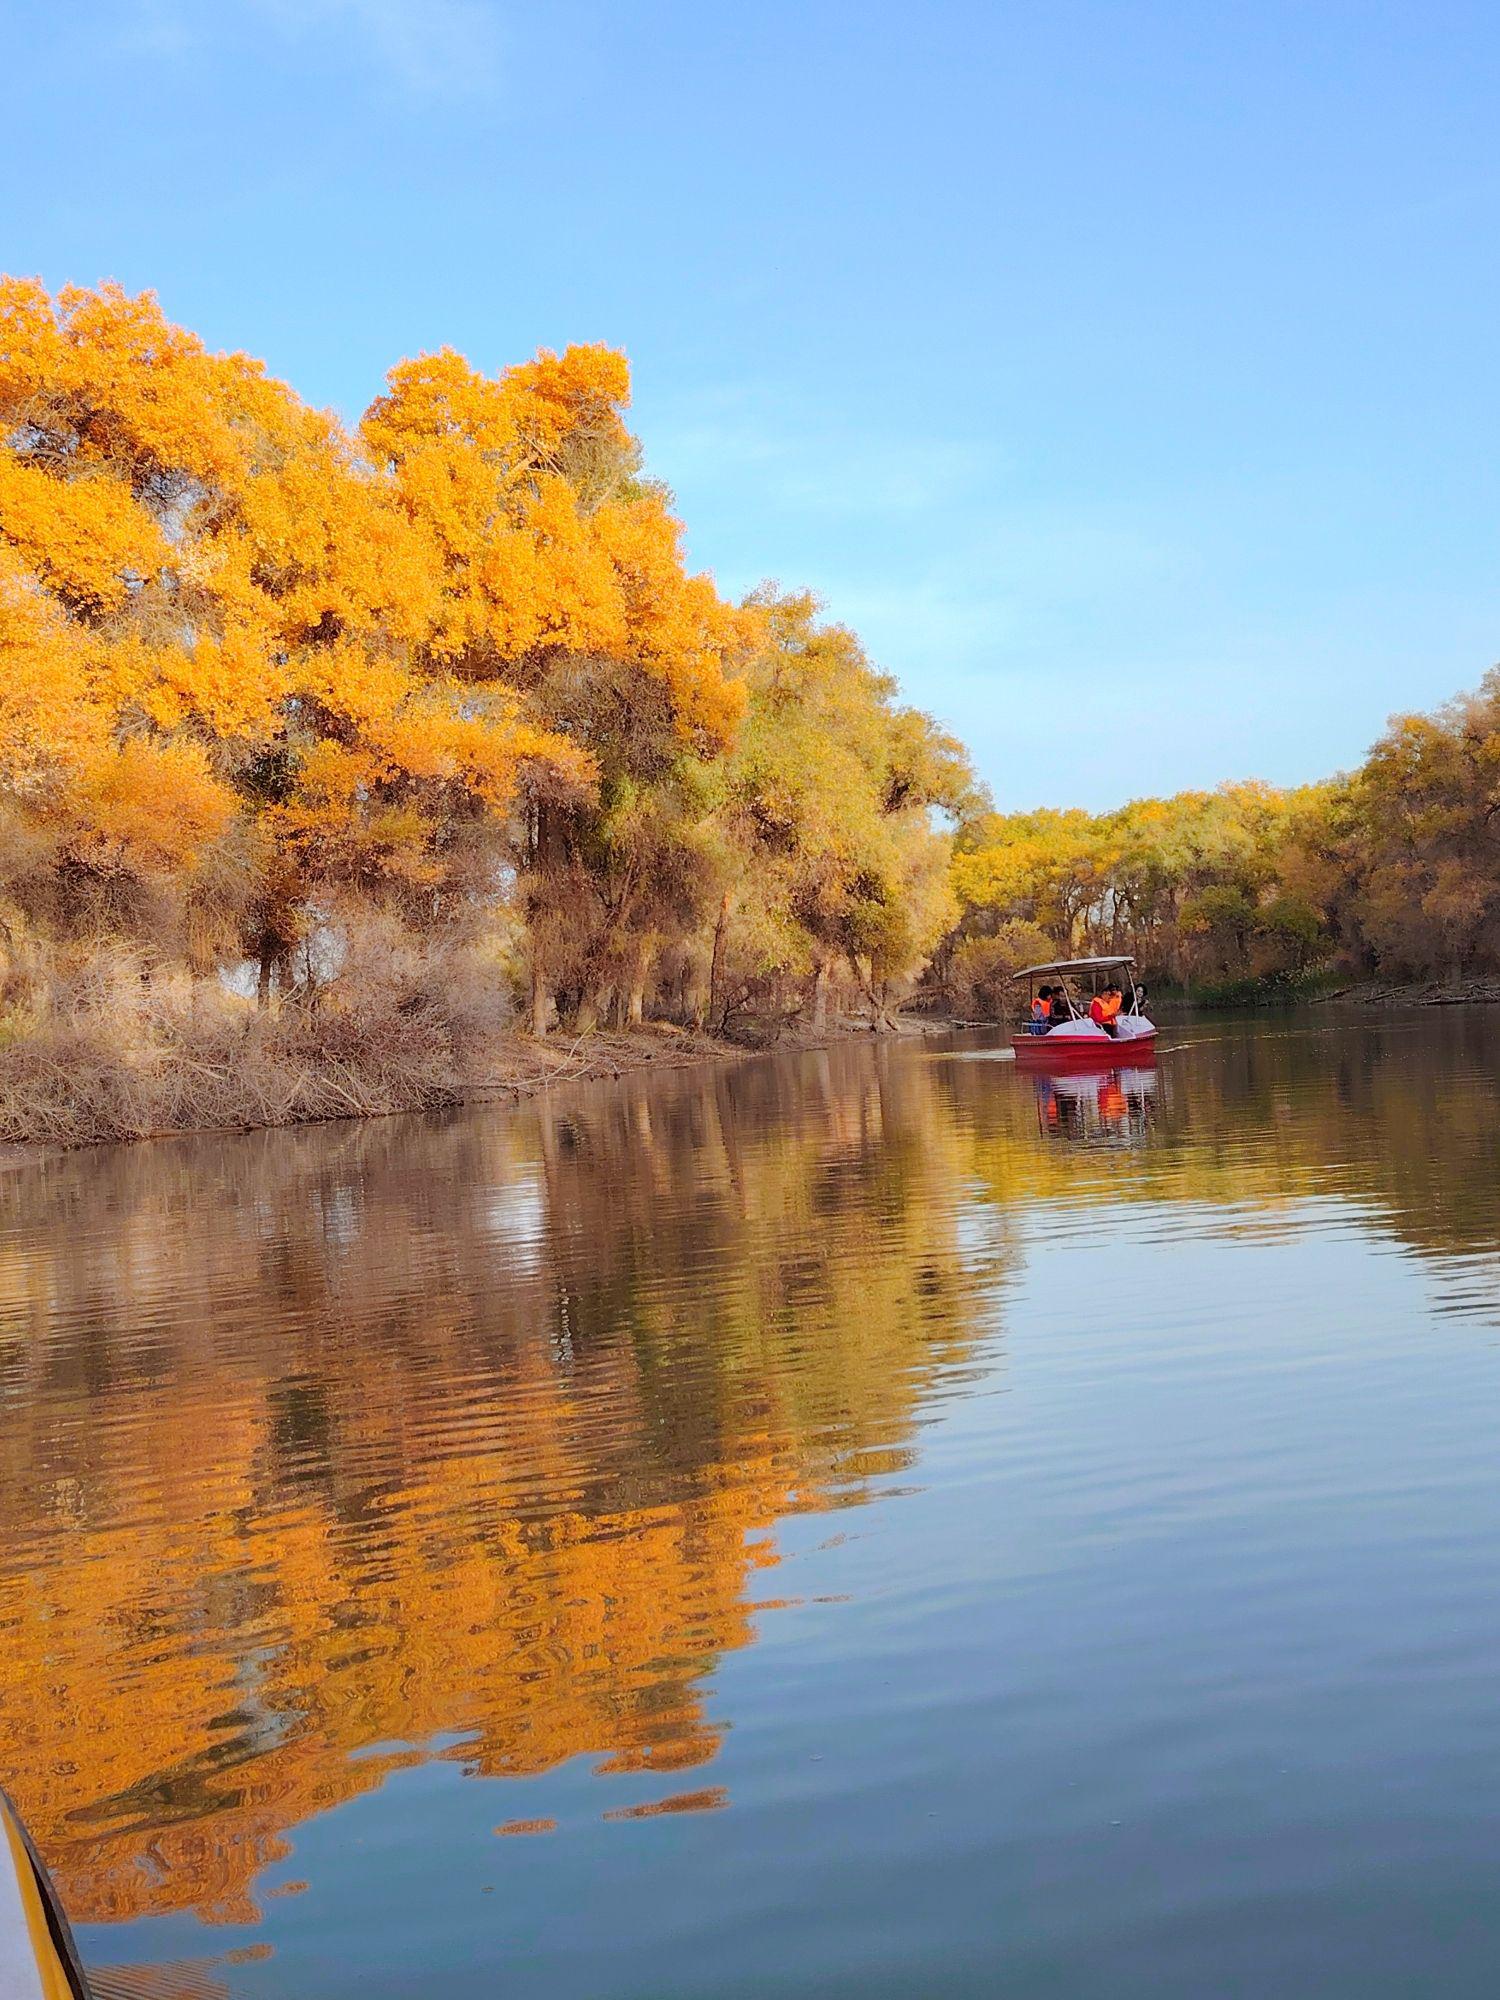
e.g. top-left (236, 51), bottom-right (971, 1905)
top-left (0, 1011), bottom-right (941, 1164)
top-left (1311, 977), bottom-right (1500, 1008)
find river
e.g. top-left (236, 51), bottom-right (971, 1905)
top-left (4, 1013), bottom-right (1500, 1998)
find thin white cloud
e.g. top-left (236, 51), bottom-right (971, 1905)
top-left (116, 0), bottom-right (194, 54)
top-left (116, 0), bottom-right (501, 97)
top-left (252, 0), bottom-right (500, 96)
top-left (645, 386), bottom-right (994, 522)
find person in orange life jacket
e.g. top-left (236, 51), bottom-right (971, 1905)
top-left (1089, 982), bottom-right (1123, 1035)
top-left (1030, 985), bottom-right (1053, 1033)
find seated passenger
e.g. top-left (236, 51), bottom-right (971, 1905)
top-left (1089, 983), bottom-right (1123, 1036)
top-left (1048, 988), bottom-right (1072, 1025)
top-left (1030, 985), bottom-right (1052, 1033)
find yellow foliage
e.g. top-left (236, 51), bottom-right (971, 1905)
top-left (364, 341), bottom-right (751, 753)
top-left (52, 738), bottom-right (238, 875)
top-left (0, 452), bottom-right (169, 614)
top-left (0, 281), bottom-right (958, 1031)
top-left (0, 283), bottom-right (759, 949)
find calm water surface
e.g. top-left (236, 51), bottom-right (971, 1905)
top-left (5, 1014), bottom-right (1500, 1997)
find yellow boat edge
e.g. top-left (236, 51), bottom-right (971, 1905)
top-left (0, 1788), bottom-right (93, 2000)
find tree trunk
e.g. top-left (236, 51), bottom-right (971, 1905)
top-left (809, 957), bottom-right (830, 1032)
top-left (529, 954), bottom-right (549, 1037)
top-left (625, 938), bottom-right (650, 1026)
top-left (707, 893), bottom-right (731, 1034)
top-left (850, 952), bottom-right (896, 1030)
top-left (573, 986), bottom-right (603, 1036)
top-left (256, 940), bottom-right (275, 1012)
top-left (687, 968), bottom-right (708, 1031)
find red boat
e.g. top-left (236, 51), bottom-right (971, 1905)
top-left (1010, 955), bottom-right (1158, 1064)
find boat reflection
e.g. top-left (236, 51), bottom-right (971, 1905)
top-left (1033, 1064), bottom-right (1159, 1144)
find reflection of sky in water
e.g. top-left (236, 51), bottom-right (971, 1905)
top-left (6, 1012), bottom-right (1500, 1998)
top-left (481, 1170), bottom-right (546, 1264)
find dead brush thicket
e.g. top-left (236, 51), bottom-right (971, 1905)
top-left (0, 938), bottom-right (510, 1148)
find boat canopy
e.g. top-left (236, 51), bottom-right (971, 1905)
top-left (1012, 956), bottom-right (1136, 980)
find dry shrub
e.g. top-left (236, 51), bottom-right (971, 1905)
top-left (316, 913), bottom-right (511, 1057)
top-left (949, 920), bottom-right (1058, 1019)
top-left (0, 925), bottom-right (513, 1147)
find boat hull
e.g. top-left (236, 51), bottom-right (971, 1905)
top-left (1012, 1031), bottom-right (1157, 1065)
top-left (1, 1786), bottom-right (92, 1999)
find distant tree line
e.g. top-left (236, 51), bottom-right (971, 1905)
top-left (938, 673), bottom-right (1500, 1011)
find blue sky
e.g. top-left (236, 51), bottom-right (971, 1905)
top-left (4, 0), bottom-right (1498, 807)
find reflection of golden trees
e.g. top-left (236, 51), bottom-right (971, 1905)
top-left (14, 1024), bottom-right (1480, 1941)
top-left (0, 1045), bottom-right (1001, 1928)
